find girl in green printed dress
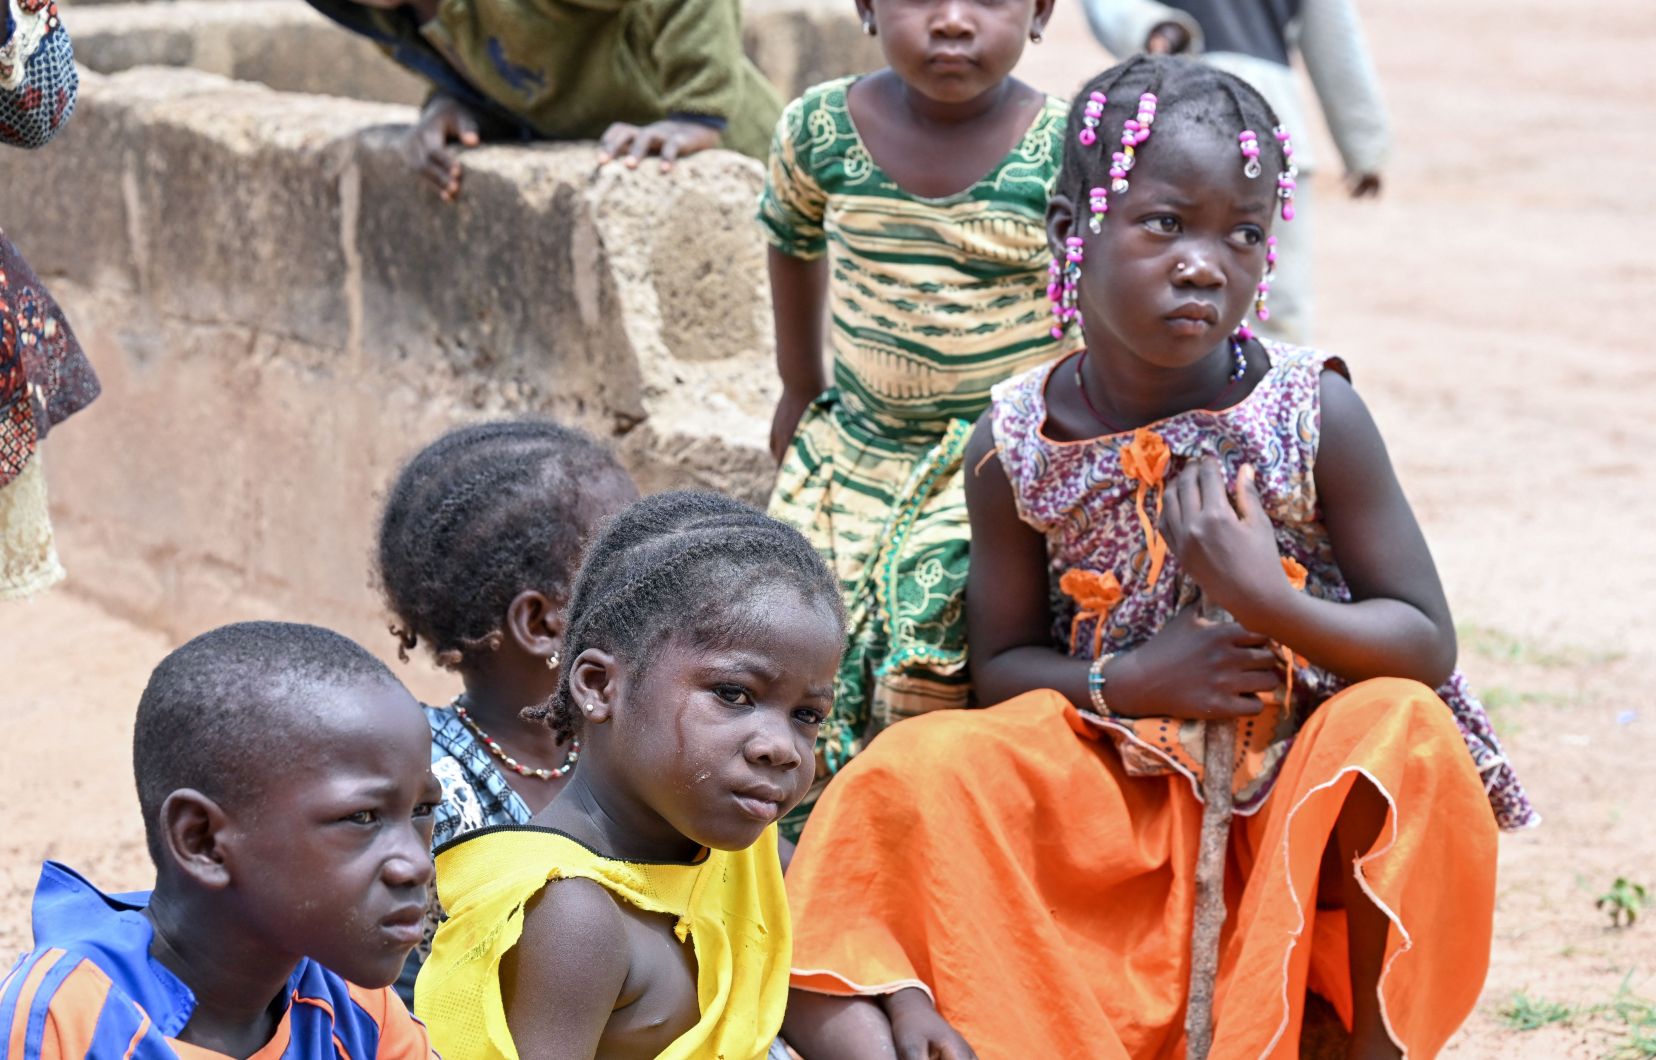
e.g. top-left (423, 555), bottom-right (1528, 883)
top-left (758, 0), bottom-right (1069, 840)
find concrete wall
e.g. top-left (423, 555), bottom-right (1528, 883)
top-left (67, 0), bottom-right (881, 106)
top-left (0, 65), bottom-right (795, 651)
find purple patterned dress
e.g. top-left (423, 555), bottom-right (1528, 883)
top-left (2, 0), bottom-right (96, 599)
top-left (988, 343), bottom-right (1537, 831)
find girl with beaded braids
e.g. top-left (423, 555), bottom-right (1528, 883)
top-left (374, 418), bottom-right (638, 1002)
top-left (781, 56), bottom-right (1531, 1060)
top-left (414, 491), bottom-right (844, 1060)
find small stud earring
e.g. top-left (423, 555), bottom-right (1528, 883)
top-left (1029, 30), bottom-right (1043, 43)
top-left (545, 652), bottom-right (559, 671)
top-left (862, 17), bottom-right (876, 35)
top-left (582, 702), bottom-right (594, 714)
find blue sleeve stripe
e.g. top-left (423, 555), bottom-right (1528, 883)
top-left (23, 952), bottom-right (87, 1059)
top-left (88, 981), bottom-right (149, 1059)
top-left (0, 952), bottom-right (49, 1050)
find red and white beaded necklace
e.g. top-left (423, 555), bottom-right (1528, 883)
top-left (452, 696), bottom-right (580, 781)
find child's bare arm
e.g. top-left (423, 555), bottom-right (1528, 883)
top-left (768, 247), bottom-right (829, 462)
top-left (965, 417), bottom-right (1279, 719)
top-left (501, 879), bottom-right (629, 1060)
top-left (1162, 371), bottom-right (1456, 687)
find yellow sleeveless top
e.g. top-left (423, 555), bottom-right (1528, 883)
top-left (413, 826), bottom-right (789, 1060)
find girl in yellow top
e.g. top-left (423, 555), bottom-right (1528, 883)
top-left (415, 491), bottom-right (846, 1060)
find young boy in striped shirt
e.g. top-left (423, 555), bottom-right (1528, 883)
top-left (1, 622), bottom-right (443, 1058)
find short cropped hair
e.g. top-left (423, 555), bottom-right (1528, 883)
top-left (132, 621), bottom-right (397, 866)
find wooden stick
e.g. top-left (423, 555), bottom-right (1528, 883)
top-left (1184, 716), bottom-right (1236, 1060)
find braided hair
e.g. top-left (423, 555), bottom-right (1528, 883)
top-left (1056, 55), bottom-right (1291, 213)
top-left (375, 419), bottom-right (637, 669)
top-left (527, 490), bottom-right (845, 743)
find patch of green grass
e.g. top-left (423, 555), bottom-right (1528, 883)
top-left (1481, 685), bottom-right (1571, 710)
top-left (1599, 974), bottom-right (1656, 1059)
top-left (1458, 623), bottom-right (1626, 670)
top-left (1478, 685), bottom-right (1570, 736)
top-left (1501, 992), bottom-right (1575, 1031)
top-left (1498, 975), bottom-right (1656, 1057)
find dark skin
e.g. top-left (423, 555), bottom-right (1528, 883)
top-left (1144, 22), bottom-right (1381, 198)
top-left (947, 123), bottom-right (1434, 1059)
top-left (496, 585), bottom-right (841, 1060)
top-left (767, 0), bottom-right (1055, 462)
top-left (448, 475), bottom-right (637, 812)
top-left (143, 678), bottom-right (440, 1058)
top-left (354, 0), bottom-right (719, 198)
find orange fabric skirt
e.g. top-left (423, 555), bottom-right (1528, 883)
top-left (787, 679), bottom-right (1499, 1058)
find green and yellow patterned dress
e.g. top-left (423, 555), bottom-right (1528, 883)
top-left (758, 77), bottom-right (1074, 835)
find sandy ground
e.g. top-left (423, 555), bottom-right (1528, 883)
top-left (4, 0), bottom-right (1655, 1054)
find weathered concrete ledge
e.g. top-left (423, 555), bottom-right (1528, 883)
top-left (0, 65), bottom-right (789, 648)
top-left (68, 0), bottom-right (430, 105)
top-left (68, 0), bottom-right (881, 105)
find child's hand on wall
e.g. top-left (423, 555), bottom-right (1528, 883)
top-left (884, 988), bottom-right (979, 1060)
top-left (406, 92), bottom-right (482, 203)
top-left (598, 119), bottom-right (722, 173)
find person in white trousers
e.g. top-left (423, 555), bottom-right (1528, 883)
top-left (1081, 0), bottom-right (1388, 343)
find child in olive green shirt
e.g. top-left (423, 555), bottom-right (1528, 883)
top-left (307, 0), bottom-right (781, 198)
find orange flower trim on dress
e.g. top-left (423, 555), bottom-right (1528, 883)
top-left (1119, 428), bottom-right (1171, 588)
top-left (1276, 555), bottom-right (1310, 708)
top-left (1059, 568), bottom-right (1123, 657)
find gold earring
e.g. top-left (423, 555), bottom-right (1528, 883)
top-left (546, 652), bottom-right (560, 671)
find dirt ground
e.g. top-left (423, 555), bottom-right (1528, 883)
top-left (3, 0), bottom-right (1654, 1054)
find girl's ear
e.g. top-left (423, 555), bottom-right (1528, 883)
top-left (1046, 193), bottom-right (1077, 259)
top-left (506, 590), bottom-right (567, 664)
top-left (567, 647), bottom-right (622, 724)
top-left (158, 789), bottom-right (233, 889)
top-left (1030, 0), bottom-right (1055, 38)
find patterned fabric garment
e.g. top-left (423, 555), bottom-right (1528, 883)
top-left (0, 452), bottom-right (61, 598)
top-left (988, 344), bottom-right (1537, 831)
top-left (1, 8), bottom-right (92, 601)
top-left (1, 0), bottom-right (77, 148)
top-left (758, 78), bottom-right (1075, 835)
top-left (393, 703), bottom-right (535, 1004)
top-left (0, 233), bottom-right (97, 488)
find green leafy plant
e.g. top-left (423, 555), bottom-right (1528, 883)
top-left (1500, 992), bottom-right (1574, 1031)
top-left (1599, 878), bottom-right (1650, 928)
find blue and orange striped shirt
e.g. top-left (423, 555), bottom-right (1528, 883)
top-left (1, 862), bottom-right (438, 1059)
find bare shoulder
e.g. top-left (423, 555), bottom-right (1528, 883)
top-left (1316, 362), bottom-right (1391, 482)
top-left (501, 876), bottom-right (634, 1058)
top-left (519, 875), bottom-right (629, 959)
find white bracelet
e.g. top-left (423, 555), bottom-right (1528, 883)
top-left (1087, 652), bottom-right (1116, 714)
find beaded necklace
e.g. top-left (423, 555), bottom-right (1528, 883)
top-left (453, 696), bottom-right (579, 781)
